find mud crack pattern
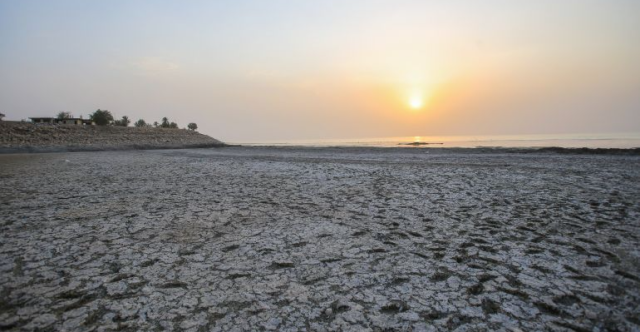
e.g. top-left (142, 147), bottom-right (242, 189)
top-left (0, 147), bottom-right (639, 331)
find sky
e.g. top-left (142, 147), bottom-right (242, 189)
top-left (1, 0), bottom-right (639, 142)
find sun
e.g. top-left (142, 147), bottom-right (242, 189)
top-left (409, 96), bottom-right (423, 109)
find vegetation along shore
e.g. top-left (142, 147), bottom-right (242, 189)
top-left (0, 110), bottom-right (225, 153)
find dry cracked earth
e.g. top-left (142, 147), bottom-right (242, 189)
top-left (0, 147), bottom-right (639, 331)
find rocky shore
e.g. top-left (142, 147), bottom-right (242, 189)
top-left (0, 121), bottom-right (225, 153)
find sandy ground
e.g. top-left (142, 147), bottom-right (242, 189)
top-left (0, 147), bottom-right (639, 331)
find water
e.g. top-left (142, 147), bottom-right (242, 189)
top-left (235, 132), bottom-right (640, 149)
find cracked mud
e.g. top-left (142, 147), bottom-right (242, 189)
top-left (1, 147), bottom-right (639, 331)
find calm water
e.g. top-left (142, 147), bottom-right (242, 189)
top-left (236, 133), bottom-right (640, 149)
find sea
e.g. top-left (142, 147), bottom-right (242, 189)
top-left (235, 132), bottom-right (640, 149)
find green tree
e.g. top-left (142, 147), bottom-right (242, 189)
top-left (169, 122), bottom-right (178, 129)
top-left (134, 119), bottom-right (147, 127)
top-left (187, 122), bottom-right (198, 131)
top-left (0, 113), bottom-right (5, 121)
top-left (89, 109), bottom-right (114, 126)
top-left (57, 111), bottom-right (72, 119)
top-left (161, 117), bottom-right (170, 128)
top-left (153, 121), bottom-right (159, 128)
top-left (114, 116), bottom-right (130, 127)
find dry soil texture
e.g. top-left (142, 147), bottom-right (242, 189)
top-left (0, 147), bottom-right (639, 331)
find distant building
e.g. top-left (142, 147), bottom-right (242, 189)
top-left (58, 118), bottom-right (82, 125)
top-left (29, 117), bottom-right (95, 125)
top-left (29, 117), bottom-right (57, 124)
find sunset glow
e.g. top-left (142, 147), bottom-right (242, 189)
top-left (409, 96), bottom-right (423, 110)
top-left (0, 1), bottom-right (638, 141)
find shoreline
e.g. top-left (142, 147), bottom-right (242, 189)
top-left (2, 122), bottom-right (638, 155)
top-left (2, 142), bottom-right (639, 156)
top-left (219, 145), bottom-right (640, 155)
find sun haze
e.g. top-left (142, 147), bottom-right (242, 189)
top-left (1, 1), bottom-right (639, 142)
top-left (409, 96), bottom-right (423, 110)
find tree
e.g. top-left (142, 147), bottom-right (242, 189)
top-left (161, 117), bottom-right (170, 128)
top-left (169, 122), bottom-right (178, 129)
top-left (153, 121), bottom-right (159, 128)
top-left (187, 122), bottom-right (198, 131)
top-left (134, 119), bottom-right (147, 128)
top-left (114, 116), bottom-right (130, 127)
top-left (89, 109), bottom-right (114, 126)
top-left (57, 111), bottom-right (72, 119)
top-left (0, 113), bottom-right (4, 121)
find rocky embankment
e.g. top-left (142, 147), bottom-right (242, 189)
top-left (0, 121), bottom-right (225, 153)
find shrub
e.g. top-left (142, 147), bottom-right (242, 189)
top-left (114, 116), bottom-right (131, 127)
top-left (57, 111), bottom-right (72, 119)
top-left (134, 119), bottom-right (147, 127)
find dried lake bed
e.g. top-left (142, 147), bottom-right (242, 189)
top-left (0, 147), bottom-right (639, 331)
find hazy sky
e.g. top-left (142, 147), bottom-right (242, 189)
top-left (1, 1), bottom-right (639, 142)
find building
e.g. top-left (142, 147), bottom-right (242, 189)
top-left (57, 118), bottom-right (83, 125)
top-left (29, 117), bottom-right (57, 124)
top-left (29, 117), bottom-right (95, 125)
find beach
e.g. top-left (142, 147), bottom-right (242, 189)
top-left (1, 146), bottom-right (639, 331)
